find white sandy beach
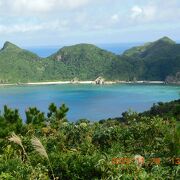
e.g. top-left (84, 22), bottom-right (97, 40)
top-left (0, 81), bottom-right (95, 86)
top-left (0, 80), bottom-right (168, 87)
top-left (27, 81), bottom-right (94, 85)
top-left (26, 80), bottom-right (165, 85)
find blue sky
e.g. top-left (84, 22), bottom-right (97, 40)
top-left (0, 0), bottom-right (180, 46)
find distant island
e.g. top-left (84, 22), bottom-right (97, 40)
top-left (0, 36), bottom-right (179, 84)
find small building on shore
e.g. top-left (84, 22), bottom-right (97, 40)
top-left (71, 77), bottom-right (79, 84)
top-left (95, 77), bottom-right (105, 85)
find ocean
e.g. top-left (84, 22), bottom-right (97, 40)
top-left (0, 84), bottom-right (179, 121)
top-left (26, 43), bottom-right (142, 57)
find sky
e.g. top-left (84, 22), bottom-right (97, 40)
top-left (0, 0), bottom-right (180, 47)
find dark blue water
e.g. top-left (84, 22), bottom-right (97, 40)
top-left (27, 46), bottom-right (60, 58)
top-left (26, 43), bottom-right (142, 57)
top-left (0, 84), bottom-right (179, 121)
top-left (98, 43), bottom-right (141, 55)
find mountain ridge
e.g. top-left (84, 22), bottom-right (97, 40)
top-left (0, 36), bottom-right (179, 83)
top-left (1, 41), bottom-right (23, 52)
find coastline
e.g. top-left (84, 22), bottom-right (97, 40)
top-left (0, 80), bottom-right (177, 87)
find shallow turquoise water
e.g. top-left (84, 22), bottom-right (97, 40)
top-left (0, 84), bottom-right (179, 121)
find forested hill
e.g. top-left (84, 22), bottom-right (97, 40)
top-left (48, 43), bottom-right (130, 80)
top-left (0, 37), bottom-right (179, 83)
top-left (123, 37), bottom-right (180, 81)
top-left (0, 42), bottom-right (43, 83)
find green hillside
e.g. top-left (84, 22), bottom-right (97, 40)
top-left (49, 44), bottom-right (113, 80)
top-left (123, 37), bottom-right (180, 80)
top-left (49, 43), bottom-right (131, 80)
top-left (123, 37), bottom-right (175, 57)
top-left (0, 42), bottom-right (45, 83)
top-left (0, 37), bottom-right (179, 83)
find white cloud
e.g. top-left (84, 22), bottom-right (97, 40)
top-left (0, 20), bottom-right (69, 34)
top-left (11, 0), bottom-right (56, 13)
top-left (59, 0), bottom-right (90, 9)
top-left (111, 14), bottom-right (119, 23)
top-left (0, 0), bottom-right (90, 15)
top-left (131, 6), bottom-right (142, 18)
top-left (0, 24), bottom-right (43, 34)
top-left (0, 0), bottom-right (180, 45)
top-left (131, 5), bottom-right (156, 21)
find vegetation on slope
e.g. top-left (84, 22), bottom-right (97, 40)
top-left (0, 37), bottom-right (180, 83)
top-left (123, 37), bottom-right (175, 58)
top-left (0, 42), bottom-right (44, 83)
top-left (0, 100), bottom-right (179, 179)
top-left (123, 37), bottom-right (180, 80)
top-left (140, 99), bottom-right (180, 120)
top-left (49, 44), bottom-right (117, 80)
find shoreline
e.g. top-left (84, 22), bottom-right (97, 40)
top-left (0, 80), bottom-right (179, 87)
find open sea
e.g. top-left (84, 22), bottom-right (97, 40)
top-left (26, 43), bottom-right (142, 57)
top-left (0, 84), bottom-right (179, 121)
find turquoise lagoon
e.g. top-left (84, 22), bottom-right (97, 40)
top-left (0, 84), bottom-right (179, 121)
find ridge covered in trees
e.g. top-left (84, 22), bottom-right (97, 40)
top-left (0, 36), bottom-right (180, 83)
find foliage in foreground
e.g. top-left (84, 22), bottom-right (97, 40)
top-left (0, 100), bottom-right (179, 179)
